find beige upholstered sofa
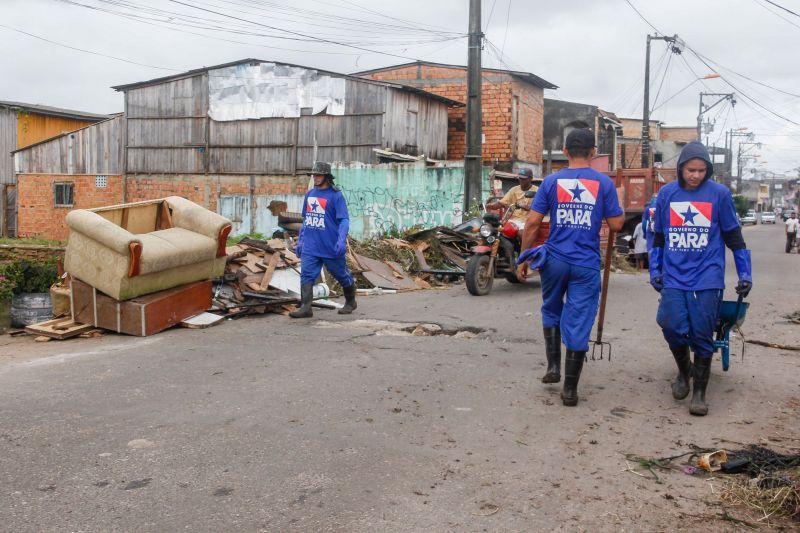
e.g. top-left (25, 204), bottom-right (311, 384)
top-left (65, 197), bottom-right (232, 300)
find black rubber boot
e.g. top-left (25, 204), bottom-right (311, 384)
top-left (670, 345), bottom-right (693, 400)
top-left (289, 283), bottom-right (314, 318)
top-left (338, 285), bottom-right (357, 315)
top-left (542, 326), bottom-right (562, 383)
top-left (561, 350), bottom-right (585, 406)
top-left (689, 356), bottom-right (711, 416)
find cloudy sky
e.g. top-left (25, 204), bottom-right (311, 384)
top-left (1, 0), bottom-right (799, 174)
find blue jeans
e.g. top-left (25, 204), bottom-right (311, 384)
top-left (656, 288), bottom-right (722, 359)
top-left (540, 255), bottom-right (601, 351)
top-left (300, 253), bottom-right (354, 288)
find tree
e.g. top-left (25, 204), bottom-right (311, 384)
top-left (732, 194), bottom-right (749, 217)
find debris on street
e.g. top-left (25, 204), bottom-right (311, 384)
top-left (214, 237), bottom-right (303, 317)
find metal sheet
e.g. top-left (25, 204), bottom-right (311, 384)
top-left (219, 193), bottom-right (305, 236)
top-left (208, 63), bottom-right (346, 121)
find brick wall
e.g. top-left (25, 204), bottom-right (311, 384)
top-left (660, 127), bottom-right (697, 142)
top-left (511, 79), bottom-right (544, 166)
top-left (361, 65), bottom-right (544, 171)
top-left (17, 173), bottom-right (309, 241)
top-left (17, 174), bottom-right (124, 240)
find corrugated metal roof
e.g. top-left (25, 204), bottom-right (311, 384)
top-left (0, 100), bottom-right (110, 121)
top-left (352, 60), bottom-right (558, 90)
top-left (111, 58), bottom-right (464, 107)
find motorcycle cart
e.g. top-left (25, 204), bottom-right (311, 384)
top-left (464, 191), bottom-right (548, 296)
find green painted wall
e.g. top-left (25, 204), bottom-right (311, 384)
top-left (334, 162), bottom-right (490, 239)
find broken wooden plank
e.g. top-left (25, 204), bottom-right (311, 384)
top-left (355, 254), bottom-right (420, 291)
top-left (25, 317), bottom-right (95, 340)
top-left (259, 252), bottom-right (280, 290)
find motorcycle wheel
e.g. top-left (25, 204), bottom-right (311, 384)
top-left (505, 272), bottom-right (522, 284)
top-left (466, 254), bottom-right (494, 296)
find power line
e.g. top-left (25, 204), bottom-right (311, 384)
top-left (500, 0), bottom-right (512, 63)
top-left (485, 0), bottom-right (499, 31)
top-left (762, 0), bottom-right (800, 18)
top-left (684, 45), bottom-right (800, 127)
top-left (0, 22), bottom-right (177, 71)
top-left (165, 0), bottom-right (454, 60)
top-left (754, 0), bottom-right (800, 30)
top-left (622, 0), bottom-right (660, 33)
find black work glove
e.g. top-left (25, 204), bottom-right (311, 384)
top-left (650, 275), bottom-right (663, 292)
top-left (735, 280), bottom-right (752, 298)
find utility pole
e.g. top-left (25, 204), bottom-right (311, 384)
top-left (642, 34), bottom-right (683, 168)
top-left (464, 0), bottom-right (483, 213)
top-left (737, 140), bottom-right (761, 194)
top-left (696, 93), bottom-right (735, 140)
top-left (728, 129), bottom-right (754, 191)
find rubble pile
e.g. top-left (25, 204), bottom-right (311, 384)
top-left (215, 237), bottom-right (302, 317)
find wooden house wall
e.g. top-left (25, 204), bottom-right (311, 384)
top-left (121, 70), bottom-right (449, 174)
top-left (16, 113), bottom-right (100, 149)
top-left (0, 108), bottom-right (16, 185)
top-left (14, 116), bottom-right (123, 175)
top-left (125, 74), bottom-right (208, 173)
top-left (383, 88), bottom-right (448, 159)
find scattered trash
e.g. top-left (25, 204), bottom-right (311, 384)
top-left (698, 450), bottom-right (729, 472)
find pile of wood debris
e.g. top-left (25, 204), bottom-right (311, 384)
top-left (215, 237), bottom-right (303, 317)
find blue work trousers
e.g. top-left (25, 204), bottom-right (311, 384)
top-left (540, 255), bottom-right (601, 352)
top-left (656, 288), bottom-right (722, 359)
top-left (300, 253), bottom-right (354, 288)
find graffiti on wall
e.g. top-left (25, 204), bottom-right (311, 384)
top-left (218, 163), bottom-right (472, 240)
top-left (335, 163), bottom-right (466, 238)
top-left (341, 186), bottom-right (463, 236)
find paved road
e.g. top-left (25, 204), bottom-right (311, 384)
top-left (0, 222), bottom-right (797, 532)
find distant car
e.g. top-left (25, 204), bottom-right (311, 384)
top-left (761, 212), bottom-right (776, 224)
top-left (783, 209), bottom-right (796, 221)
top-left (741, 211), bottom-right (757, 225)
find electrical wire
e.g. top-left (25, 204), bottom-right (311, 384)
top-left (762, 0), bottom-right (800, 18)
top-left (0, 22), bottom-right (177, 71)
top-left (753, 0), bottom-right (800, 30)
top-left (500, 0), bottom-right (512, 64)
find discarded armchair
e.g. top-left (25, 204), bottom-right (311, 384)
top-left (65, 196), bottom-right (232, 300)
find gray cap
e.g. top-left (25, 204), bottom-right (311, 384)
top-left (517, 168), bottom-right (534, 179)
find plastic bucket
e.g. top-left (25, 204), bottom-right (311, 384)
top-left (313, 283), bottom-right (330, 299)
top-left (10, 293), bottom-right (53, 328)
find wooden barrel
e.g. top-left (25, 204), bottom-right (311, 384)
top-left (10, 293), bottom-right (52, 328)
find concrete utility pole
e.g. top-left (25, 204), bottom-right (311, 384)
top-left (642, 34), bottom-right (682, 168)
top-left (726, 128), bottom-right (750, 189)
top-left (737, 140), bottom-right (761, 194)
top-left (696, 92), bottom-right (735, 140)
top-left (464, 0), bottom-right (483, 213)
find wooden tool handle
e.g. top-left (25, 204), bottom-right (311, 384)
top-left (595, 230), bottom-right (616, 343)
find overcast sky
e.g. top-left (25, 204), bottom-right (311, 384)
top-left (1, 0), bottom-right (799, 174)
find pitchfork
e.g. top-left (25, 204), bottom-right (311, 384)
top-left (591, 230), bottom-right (616, 361)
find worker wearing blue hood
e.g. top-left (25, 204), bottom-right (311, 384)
top-left (649, 141), bottom-right (752, 416)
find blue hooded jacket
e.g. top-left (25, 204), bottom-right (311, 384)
top-left (650, 142), bottom-right (743, 290)
top-left (676, 141), bottom-right (714, 189)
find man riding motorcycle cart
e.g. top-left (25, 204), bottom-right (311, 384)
top-left (465, 168), bottom-right (546, 296)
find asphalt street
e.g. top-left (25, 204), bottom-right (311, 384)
top-left (0, 222), bottom-right (797, 532)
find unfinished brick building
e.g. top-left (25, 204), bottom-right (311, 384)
top-left (355, 61), bottom-right (557, 177)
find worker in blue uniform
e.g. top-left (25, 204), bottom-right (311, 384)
top-left (517, 129), bottom-right (625, 406)
top-left (649, 141), bottom-right (752, 416)
top-left (290, 161), bottom-right (357, 318)
top-left (643, 193), bottom-right (658, 253)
